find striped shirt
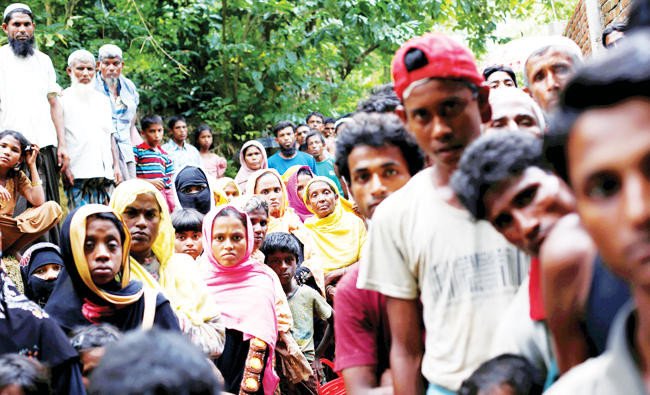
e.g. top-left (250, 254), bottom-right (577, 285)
top-left (133, 143), bottom-right (174, 188)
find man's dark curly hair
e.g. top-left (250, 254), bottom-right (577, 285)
top-left (335, 112), bottom-right (424, 184)
top-left (356, 83), bottom-right (401, 113)
top-left (451, 131), bottom-right (547, 220)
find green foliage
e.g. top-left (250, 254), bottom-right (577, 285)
top-left (22, 0), bottom-right (544, 154)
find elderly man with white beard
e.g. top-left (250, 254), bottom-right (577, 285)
top-left (61, 49), bottom-right (121, 209)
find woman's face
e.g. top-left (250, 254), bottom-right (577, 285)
top-left (307, 181), bottom-right (338, 218)
top-left (223, 183), bottom-right (239, 201)
top-left (244, 146), bottom-right (263, 170)
top-left (296, 172), bottom-right (313, 198)
top-left (84, 217), bottom-right (123, 286)
top-left (198, 130), bottom-right (213, 150)
top-left (0, 135), bottom-right (23, 169)
top-left (32, 263), bottom-right (61, 281)
top-left (255, 173), bottom-right (283, 217)
top-left (211, 215), bottom-right (247, 267)
top-left (121, 193), bottom-right (161, 255)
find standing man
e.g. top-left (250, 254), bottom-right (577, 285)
top-left (94, 43), bottom-right (140, 180)
top-left (267, 121), bottom-right (316, 176)
top-left (0, 3), bottom-right (68, 211)
top-left (61, 49), bottom-right (121, 209)
top-left (305, 130), bottom-right (347, 197)
top-left (357, 33), bottom-right (528, 394)
top-left (162, 115), bottom-right (201, 173)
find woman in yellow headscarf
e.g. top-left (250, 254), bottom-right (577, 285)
top-left (215, 177), bottom-right (241, 202)
top-left (110, 179), bottom-right (225, 357)
top-left (302, 176), bottom-right (367, 298)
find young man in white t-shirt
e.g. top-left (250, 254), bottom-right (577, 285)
top-left (357, 33), bottom-right (528, 394)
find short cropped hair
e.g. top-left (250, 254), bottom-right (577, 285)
top-left (141, 115), bottom-right (163, 131)
top-left (335, 112), bottom-right (425, 184)
top-left (171, 208), bottom-right (205, 233)
top-left (0, 354), bottom-right (51, 395)
top-left (523, 38), bottom-right (584, 86)
top-left (68, 49), bottom-right (96, 67)
top-left (458, 354), bottom-right (544, 395)
top-left (482, 64), bottom-right (518, 87)
top-left (356, 83), bottom-right (400, 113)
top-left (451, 131), bottom-right (546, 220)
top-left (88, 329), bottom-right (220, 395)
top-left (305, 111), bottom-right (324, 123)
top-left (70, 324), bottom-right (121, 352)
top-left (544, 30), bottom-right (650, 184)
top-left (260, 232), bottom-right (301, 262)
top-left (167, 115), bottom-right (186, 131)
top-left (242, 195), bottom-right (269, 216)
top-left (305, 130), bottom-right (325, 145)
top-left (324, 117), bottom-right (335, 125)
top-left (601, 22), bottom-right (627, 47)
top-left (272, 121), bottom-right (295, 137)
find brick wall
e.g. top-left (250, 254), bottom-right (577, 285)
top-left (564, 0), bottom-right (631, 55)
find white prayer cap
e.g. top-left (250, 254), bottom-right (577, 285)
top-left (98, 44), bottom-right (123, 60)
top-left (3, 3), bottom-right (32, 20)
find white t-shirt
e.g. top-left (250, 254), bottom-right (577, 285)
top-left (61, 86), bottom-right (115, 180)
top-left (0, 45), bottom-right (61, 147)
top-left (357, 167), bottom-right (529, 390)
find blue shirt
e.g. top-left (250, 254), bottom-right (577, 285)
top-left (267, 151), bottom-right (316, 176)
top-left (315, 157), bottom-right (344, 195)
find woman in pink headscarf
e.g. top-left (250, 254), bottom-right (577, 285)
top-left (202, 205), bottom-right (279, 394)
top-left (235, 140), bottom-right (268, 194)
top-left (281, 165), bottom-right (314, 223)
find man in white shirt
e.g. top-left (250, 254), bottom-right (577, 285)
top-left (357, 33), bottom-right (528, 394)
top-left (0, 3), bottom-right (69, 212)
top-left (61, 49), bottom-right (121, 209)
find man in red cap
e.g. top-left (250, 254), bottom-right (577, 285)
top-left (357, 33), bottom-right (528, 394)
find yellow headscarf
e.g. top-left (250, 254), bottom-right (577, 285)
top-left (302, 176), bottom-right (367, 273)
top-left (215, 177), bottom-right (241, 202)
top-left (109, 179), bottom-right (218, 326)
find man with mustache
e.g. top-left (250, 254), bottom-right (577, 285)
top-left (267, 121), bottom-right (316, 176)
top-left (0, 3), bottom-right (69, 235)
top-left (94, 43), bottom-right (141, 180)
top-left (61, 49), bottom-right (122, 210)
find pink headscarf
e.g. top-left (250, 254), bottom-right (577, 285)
top-left (235, 140), bottom-right (268, 194)
top-left (282, 165), bottom-right (314, 222)
top-left (202, 205), bottom-right (279, 393)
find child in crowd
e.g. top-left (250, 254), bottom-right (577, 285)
top-left (133, 115), bottom-right (175, 212)
top-left (304, 131), bottom-right (346, 197)
top-left (0, 130), bottom-right (62, 256)
top-left (171, 208), bottom-right (204, 260)
top-left (458, 354), bottom-right (544, 395)
top-left (70, 323), bottom-right (122, 389)
top-left (0, 354), bottom-right (51, 395)
top-left (195, 124), bottom-right (227, 179)
top-left (262, 232), bottom-right (333, 393)
top-left (162, 115), bottom-right (201, 172)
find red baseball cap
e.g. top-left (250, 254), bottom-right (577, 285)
top-left (391, 33), bottom-right (485, 101)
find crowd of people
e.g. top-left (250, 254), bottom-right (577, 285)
top-left (0, 0), bottom-right (649, 394)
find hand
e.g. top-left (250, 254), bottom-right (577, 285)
top-left (114, 168), bottom-right (123, 185)
top-left (326, 284), bottom-right (336, 300)
top-left (324, 268), bottom-right (345, 287)
top-left (24, 144), bottom-right (40, 168)
top-left (148, 179), bottom-right (165, 190)
top-left (62, 168), bottom-right (74, 188)
top-left (57, 146), bottom-right (70, 173)
top-left (0, 185), bottom-right (11, 202)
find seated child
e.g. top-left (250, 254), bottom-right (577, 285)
top-left (0, 354), bottom-right (51, 395)
top-left (69, 324), bottom-right (122, 388)
top-left (261, 232), bottom-right (333, 393)
top-left (133, 115), bottom-right (175, 212)
top-left (458, 354), bottom-right (544, 395)
top-left (0, 130), bottom-right (62, 255)
top-left (171, 208), bottom-right (204, 260)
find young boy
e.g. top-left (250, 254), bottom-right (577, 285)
top-left (305, 130), bottom-right (347, 197)
top-left (133, 115), bottom-right (175, 211)
top-left (261, 232), bottom-right (333, 394)
top-left (162, 115), bottom-right (201, 173)
top-left (70, 324), bottom-right (122, 389)
top-left (171, 208), bottom-right (204, 260)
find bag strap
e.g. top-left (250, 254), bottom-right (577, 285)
top-left (141, 287), bottom-right (157, 330)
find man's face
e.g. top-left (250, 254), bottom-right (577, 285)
top-left (484, 167), bottom-right (575, 256)
top-left (67, 61), bottom-right (96, 85)
top-left (568, 98), bottom-right (650, 286)
top-left (98, 57), bottom-right (124, 79)
top-left (307, 116), bottom-right (324, 132)
top-left (275, 126), bottom-right (295, 150)
top-left (247, 207), bottom-right (268, 251)
top-left (2, 12), bottom-right (34, 41)
top-left (486, 71), bottom-right (516, 90)
top-left (171, 120), bottom-right (188, 144)
top-left (347, 145), bottom-right (412, 219)
top-left (323, 122), bottom-right (336, 138)
top-left (306, 135), bottom-right (324, 158)
top-left (525, 50), bottom-right (575, 113)
top-left (398, 79), bottom-right (487, 171)
top-left (295, 126), bottom-right (310, 146)
top-left (486, 90), bottom-right (543, 137)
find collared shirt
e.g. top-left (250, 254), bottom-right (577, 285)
top-left (94, 73), bottom-right (139, 163)
top-left (61, 86), bottom-right (115, 180)
top-left (133, 143), bottom-right (173, 188)
top-left (0, 45), bottom-right (61, 147)
top-left (546, 301), bottom-right (644, 394)
top-left (161, 140), bottom-right (201, 173)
